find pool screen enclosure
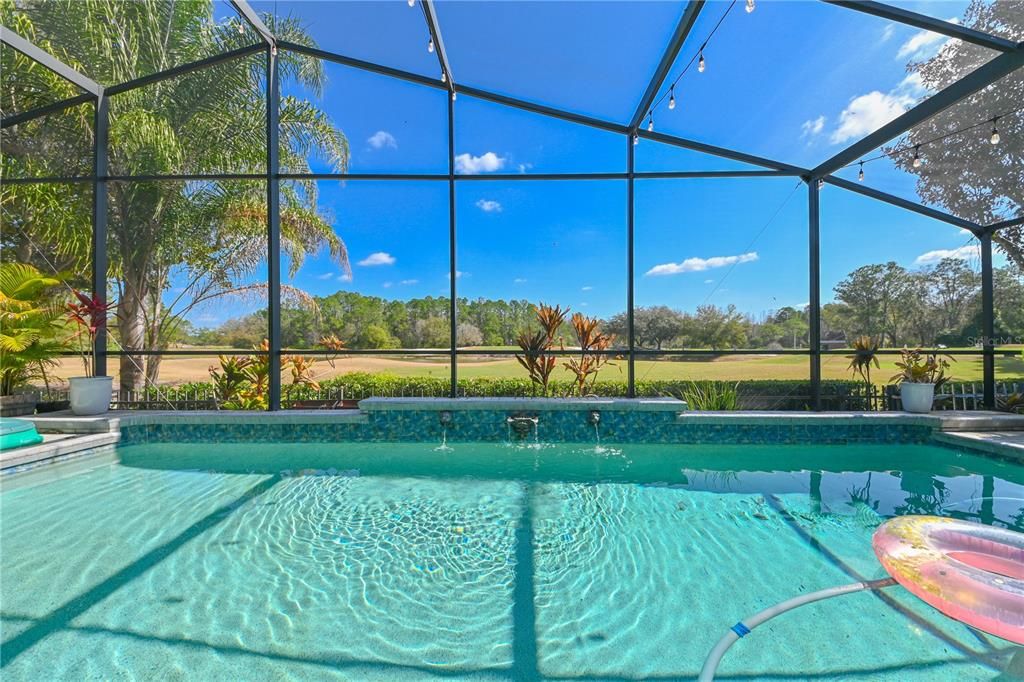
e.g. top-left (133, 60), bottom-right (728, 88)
top-left (2, 0), bottom-right (1021, 409)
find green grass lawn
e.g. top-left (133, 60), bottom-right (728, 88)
top-left (450, 349), bottom-right (1024, 385)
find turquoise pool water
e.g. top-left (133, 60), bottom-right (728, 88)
top-left (1, 440), bottom-right (1022, 680)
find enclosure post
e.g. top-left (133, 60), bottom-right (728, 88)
top-left (980, 229), bottom-right (995, 409)
top-left (92, 92), bottom-right (108, 378)
top-left (626, 136), bottom-right (636, 398)
top-left (808, 179), bottom-right (821, 410)
top-left (267, 47), bottom-right (281, 410)
top-left (448, 93), bottom-right (458, 398)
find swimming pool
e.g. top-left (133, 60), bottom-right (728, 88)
top-left (1, 439), bottom-right (1022, 680)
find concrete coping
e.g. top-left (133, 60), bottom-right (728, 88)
top-left (356, 397), bottom-right (689, 412)
top-left (22, 405), bottom-right (1024, 433)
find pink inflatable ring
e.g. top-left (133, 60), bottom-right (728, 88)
top-left (872, 515), bottom-right (1024, 644)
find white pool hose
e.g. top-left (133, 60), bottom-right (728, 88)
top-left (697, 577), bottom-right (898, 682)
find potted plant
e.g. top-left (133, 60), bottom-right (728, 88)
top-left (66, 289), bottom-right (114, 415)
top-left (0, 264), bottom-right (64, 416)
top-left (890, 347), bottom-right (952, 414)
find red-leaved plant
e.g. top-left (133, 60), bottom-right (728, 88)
top-left (66, 290), bottom-right (113, 377)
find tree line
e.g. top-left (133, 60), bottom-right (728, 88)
top-left (180, 257), bottom-right (1024, 351)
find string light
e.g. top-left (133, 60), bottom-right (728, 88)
top-left (912, 145), bottom-right (922, 168)
top-left (428, 37), bottom-right (434, 53)
top-left (633, 132), bottom-right (639, 146)
top-left (745, 0), bottom-right (755, 13)
top-left (858, 161), bottom-right (864, 182)
top-left (842, 105), bottom-right (1022, 174)
top-left (817, 179), bottom-right (824, 190)
top-left (236, 20), bottom-right (245, 34)
top-left (441, 72), bottom-right (447, 84)
top-left (450, 91), bottom-right (456, 101)
top-left (647, 112), bottom-right (654, 132)
top-left (698, 52), bottom-right (706, 73)
top-left (668, 86), bottom-right (676, 110)
top-left (408, 0), bottom-right (415, 6)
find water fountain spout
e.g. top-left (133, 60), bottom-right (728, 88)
top-left (587, 410), bottom-right (601, 426)
top-left (439, 410), bottom-right (453, 426)
top-left (506, 414), bottom-right (540, 441)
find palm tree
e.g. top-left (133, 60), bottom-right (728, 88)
top-left (0, 263), bottom-right (65, 395)
top-left (1, 0), bottom-right (349, 392)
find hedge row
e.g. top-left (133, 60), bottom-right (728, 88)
top-left (126, 373), bottom-right (874, 410)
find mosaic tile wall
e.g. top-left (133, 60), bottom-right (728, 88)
top-left (120, 409), bottom-right (935, 445)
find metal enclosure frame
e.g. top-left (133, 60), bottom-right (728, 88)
top-left (2, 0), bottom-right (1021, 409)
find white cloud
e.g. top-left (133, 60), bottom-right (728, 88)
top-left (581, 285), bottom-right (593, 291)
top-left (829, 72), bottom-right (928, 144)
top-left (801, 115), bottom-right (825, 138)
top-left (454, 151), bottom-right (506, 174)
top-left (513, 277), bottom-right (527, 284)
top-left (400, 279), bottom-right (419, 285)
top-left (337, 273), bottom-right (352, 283)
top-left (704, 279), bottom-right (714, 284)
top-left (367, 130), bottom-right (397, 150)
top-left (475, 199), bottom-right (502, 213)
top-left (357, 252), bottom-right (396, 267)
top-left (447, 271), bottom-right (466, 280)
top-left (316, 272), bottom-right (334, 280)
top-left (645, 252), bottom-right (759, 277)
top-left (897, 19), bottom-right (959, 60)
top-left (830, 90), bottom-right (913, 144)
top-left (914, 245), bottom-right (980, 265)
top-left (517, 163), bottom-right (532, 174)
top-left (881, 23), bottom-right (895, 43)
top-left (382, 281), bottom-right (393, 289)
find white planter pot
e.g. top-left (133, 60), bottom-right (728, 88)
top-left (69, 376), bottom-right (113, 415)
top-left (900, 382), bottom-right (935, 414)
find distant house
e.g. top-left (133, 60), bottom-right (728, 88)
top-left (820, 332), bottom-right (847, 351)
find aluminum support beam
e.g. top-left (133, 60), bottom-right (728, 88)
top-left (0, 25), bottom-right (102, 95)
top-left (421, 0), bottom-right (455, 91)
top-left (814, 48), bottom-right (1024, 177)
top-left (267, 48), bottom-right (282, 410)
top-left (824, 1), bottom-right (1019, 53)
top-left (92, 93), bottom-right (109, 377)
top-left (980, 229), bottom-right (995, 408)
top-left (629, 0), bottom-right (705, 130)
top-left (230, 0), bottom-right (276, 47)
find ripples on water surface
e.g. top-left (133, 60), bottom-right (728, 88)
top-left (1, 441), bottom-right (1022, 680)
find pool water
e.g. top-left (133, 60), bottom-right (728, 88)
top-left (1, 440), bottom-right (1022, 680)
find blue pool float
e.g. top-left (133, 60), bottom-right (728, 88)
top-left (0, 418), bottom-right (43, 450)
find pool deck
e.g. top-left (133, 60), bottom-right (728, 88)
top-left (4, 407), bottom-right (1024, 473)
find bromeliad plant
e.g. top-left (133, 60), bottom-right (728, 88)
top-left (515, 303), bottom-right (568, 396)
top-left (209, 339), bottom-right (320, 409)
top-left (847, 335), bottom-right (880, 387)
top-left (66, 289), bottom-right (114, 377)
top-left (890, 347), bottom-right (953, 387)
top-left (564, 312), bottom-right (618, 397)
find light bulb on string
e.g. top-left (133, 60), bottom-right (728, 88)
top-left (428, 38), bottom-right (435, 53)
top-left (237, 20), bottom-right (245, 34)
top-left (441, 72), bottom-right (447, 84)
top-left (817, 179), bottom-right (824, 190)
top-left (633, 132), bottom-right (639, 146)
top-left (668, 86), bottom-right (676, 110)
top-left (698, 52), bottom-right (706, 73)
top-left (451, 90), bottom-right (457, 102)
top-left (746, 0), bottom-right (755, 13)
top-left (408, 0), bottom-right (415, 6)
top-left (858, 161), bottom-right (864, 182)
top-left (647, 113), bottom-right (654, 132)
top-left (990, 118), bottom-right (1001, 145)
top-left (912, 145), bottom-right (922, 168)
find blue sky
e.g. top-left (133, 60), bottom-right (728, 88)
top-left (190, 0), bottom-right (1005, 327)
